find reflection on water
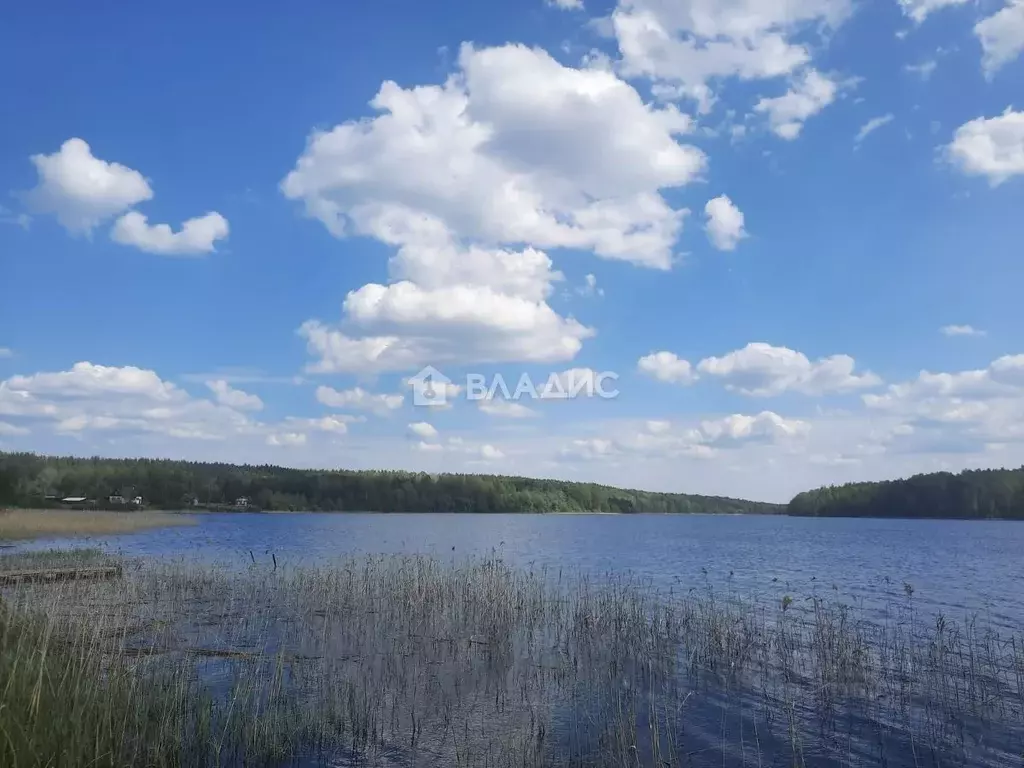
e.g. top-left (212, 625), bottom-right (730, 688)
top-left (11, 512), bottom-right (1024, 766)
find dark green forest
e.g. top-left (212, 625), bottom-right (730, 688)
top-left (788, 467), bottom-right (1024, 519)
top-left (7, 452), bottom-right (1023, 519)
top-left (0, 452), bottom-right (782, 515)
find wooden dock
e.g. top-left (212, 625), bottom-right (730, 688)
top-left (0, 565), bottom-right (123, 586)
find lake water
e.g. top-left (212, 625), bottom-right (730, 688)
top-left (22, 512), bottom-right (1024, 629)
top-left (14, 512), bottom-right (1024, 767)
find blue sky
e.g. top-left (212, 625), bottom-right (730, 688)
top-left (1, 0), bottom-right (1023, 502)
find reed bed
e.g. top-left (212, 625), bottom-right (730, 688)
top-left (0, 546), bottom-right (119, 571)
top-left (0, 508), bottom-right (195, 540)
top-left (1, 551), bottom-right (1022, 767)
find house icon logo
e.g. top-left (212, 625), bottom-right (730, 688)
top-left (408, 365), bottom-right (452, 407)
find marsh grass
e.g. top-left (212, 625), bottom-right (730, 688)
top-left (0, 508), bottom-right (195, 540)
top-left (0, 546), bottom-right (122, 572)
top-left (1, 551), bottom-right (1022, 767)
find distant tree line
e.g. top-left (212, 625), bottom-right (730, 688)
top-left (0, 452), bottom-right (783, 515)
top-left (788, 467), bottom-right (1024, 519)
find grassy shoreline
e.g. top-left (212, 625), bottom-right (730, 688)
top-left (2, 548), bottom-right (1022, 766)
top-left (0, 508), bottom-right (196, 541)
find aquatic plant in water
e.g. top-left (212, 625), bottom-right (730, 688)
top-left (1, 551), bottom-right (1022, 766)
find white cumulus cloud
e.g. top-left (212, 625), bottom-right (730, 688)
top-left (206, 380), bottom-right (264, 411)
top-left (282, 43), bottom-right (703, 269)
top-left (698, 411), bottom-right (811, 446)
top-left (112, 211), bottom-right (229, 256)
top-left (300, 284), bottom-right (592, 374)
top-left (754, 69), bottom-right (839, 139)
top-left (561, 410), bottom-right (809, 462)
top-left (947, 108), bottom-right (1024, 185)
top-left (282, 415), bottom-right (361, 435)
top-left (610, 0), bottom-right (851, 114)
top-left (0, 361), bottom-right (368, 446)
top-left (862, 354), bottom-right (1024, 451)
top-left (897, 0), bottom-right (969, 23)
top-left (6, 362), bottom-right (180, 401)
top-left (975, 1), bottom-right (1024, 77)
top-left (637, 351), bottom-right (697, 384)
top-left (560, 437), bottom-right (619, 460)
top-left (479, 444), bottom-right (505, 461)
top-left (315, 385), bottom-right (404, 414)
top-left (697, 342), bottom-right (881, 396)
top-left (297, 211), bottom-right (593, 373)
top-left (0, 362), bottom-right (253, 441)
top-left (24, 137), bottom-right (231, 256)
top-left (283, 44), bottom-right (716, 374)
top-left (408, 422), bottom-right (439, 440)
top-left (703, 195), bottom-right (747, 250)
top-left (25, 138), bottom-right (152, 234)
